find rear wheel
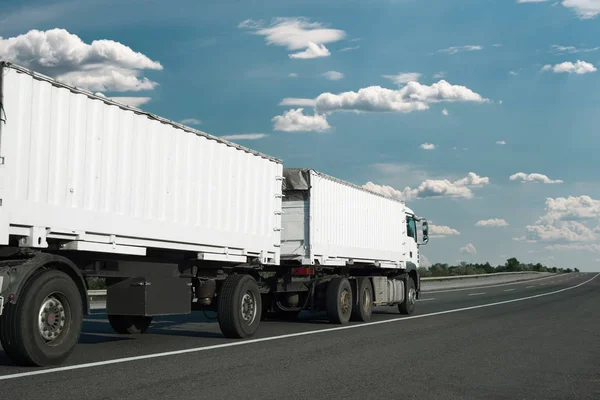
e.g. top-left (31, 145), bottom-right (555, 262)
top-left (218, 274), bottom-right (262, 338)
top-left (398, 277), bottom-right (416, 315)
top-left (0, 269), bottom-right (83, 366)
top-left (107, 315), bottom-right (153, 334)
top-left (351, 278), bottom-right (373, 322)
top-left (326, 277), bottom-right (352, 324)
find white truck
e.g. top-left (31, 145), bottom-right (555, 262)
top-left (0, 62), bottom-right (429, 367)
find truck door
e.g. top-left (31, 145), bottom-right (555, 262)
top-left (405, 215), bottom-right (418, 265)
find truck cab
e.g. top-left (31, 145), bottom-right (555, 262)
top-left (404, 207), bottom-right (429, 269)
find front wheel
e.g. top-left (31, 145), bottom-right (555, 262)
top-left (0, 269), bottom-right (83, 366)
top-left (218, 274), bottom-right (262, 338)
top-left (398, 277), bottom-right (416, 315)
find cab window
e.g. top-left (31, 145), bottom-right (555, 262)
top-left (406, 216), bottom-right (416, 239)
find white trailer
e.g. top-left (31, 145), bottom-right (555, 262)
top-left (0, 62), bottom-right (429, 368)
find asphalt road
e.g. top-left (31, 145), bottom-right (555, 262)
top-left (1, 272), bottom-right (599, 399)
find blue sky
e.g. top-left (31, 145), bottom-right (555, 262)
top-left (2, 0), bottom-right (600, 271)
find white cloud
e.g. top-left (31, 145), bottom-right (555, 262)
top-left (510, 172), bottom-right (563, 184)
top-left (496, 140), bottom-right (507, 145)
top-left (0, 28), bottom-right (162, 93)
top-left (340, 45), bottom-right (360, 52)
top-left (429, 224), bottom-right (460, 236)
top-left (541, 60), bottom-right (597, 74)
top-left (279, 98), bottom-right (317, 107)
top-left (109, 97), bottom-right (152, 107)
top-left (551, 44), bottom-right (600, 54)
top-left (519, 0), bottom-right (600, 19)
top-left (180, 118), bottom-right (202, 126)
top-left (526, 221), bottom-right (596, 242)
top-left (382, 72), bottom-right (422, 85)
top-left (272, 108), bottom-right (331, 132)
top-left (420, 143), bottom-right (436, 150)
top-left (475, 218), bottom-right (509, 227)
top-left (239, 18), bottom-right (345, 59)
top-left (442, 108), bottom-right (449, 116)
top-left (509, 71), bottom-right (518, 76)
top-left (433, 72), bottom-right (446, 79)
top-left (363, 172), bottom-right (490, 201)
top-left (492, 43), bottom-right (503, 47)
top-left (220, 134), bottom-right (268, 140)
top-left (437, 45), bottom-right (483, 55)
top-left (537, 195), bottom-right (600, 224)
top-left (288, 72), bottom-right (299, 78)
top-left (314, 80), bottom-right (488, 114)
top-left (289, 42), bottom-right (331, 59)
top-left (322, 70), bottom-right (344, 80)
top-left (460, 243), bottom-right (477, 254)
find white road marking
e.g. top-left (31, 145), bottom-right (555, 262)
top-left (526, 286), bottom-right (535, 288)
top-left (424, 274), bottom-right (558, 294)
top-left (504, 289), bottom-right (515, 292)
top-left (0, 274), bottom-right (597, 382)
top-left (468, 292), bottom-right (486, 296)
top-left (416, 298), bottom-right (435, 302)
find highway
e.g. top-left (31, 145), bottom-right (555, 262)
top-left (1, 272), bottom-right (599, 399)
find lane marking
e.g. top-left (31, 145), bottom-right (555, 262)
top-left (424, 274), bottom-right (558, 294)
top-left (416, 298), bottom-right (435, 302)
top-left (468, 292), bottom-right (486, 296)
top-left (504, 289), bottom-right (515, 292)
top-left (526, 286), bottom-right (535, 288)
top-left (0, 273), bottom-right (597, 382)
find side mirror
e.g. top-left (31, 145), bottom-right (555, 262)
top-left (417, 220), bottom-right (429, 245)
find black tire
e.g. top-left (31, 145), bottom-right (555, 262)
top-left (350, 278), bottom-right (373, 322)
top-left (0, 269), bottom-right (83, 366)
top-left (326, 277), bottom-right (353, 324)
top-left (107, 315), bottom-right (153, 334)
top-left (398, 277), bottom-right (416, 315)
top-left (218, 274), bottom-right (262, 338)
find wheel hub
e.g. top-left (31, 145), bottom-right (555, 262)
top-left (241, 291), bottom-right (257, 324)
top-left (340, 289), bottom-right (351, 314)
top-left (362, 288), bottom-right (371, 312)
top-left (408, 288), bottom-right (416, 305)
top-left (38, 295), bottom-right (66, 342)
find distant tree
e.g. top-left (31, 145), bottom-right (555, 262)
top-left (574, 268), bottom-right (580, 273)
top-left (506, 257), bottom-right (520, 272)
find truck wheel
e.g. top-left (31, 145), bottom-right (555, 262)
top-left (398, 277), bottom-right (416, 315)
top-left (350, 278), bottom-right (373, 322)
top-left (326, 277), bottom-right (352, 324)
top-left (0, 269), bottom-right (83, 366)
top-left (107, 315), bottom-right (153, 334)
top-left (218, 274), bottom-right (262, 338)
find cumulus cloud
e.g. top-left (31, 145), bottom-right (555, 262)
top-left (518, 0), bottom-right (600, 19)
top-left (433, 72), bottom-right (446, 79)
top-left (429, 224), bottom-right (460, 236)
top-left (510, 172), bottom-right (563, 184)
top-left (460, 243), bottom-right (477, 254)
top-left (314, 80), bottom-right (488, 114)
top-left (279, 98), bottom-right (317, 107)
top-left (475, 218), bottom-right (509, 227)
top-left (442, 108), bottom-right (449, 116)
top-left (220, 134), bottom-right (268, 140)
top-left (541, 60), bottom-right (597, 74)
top-left (525, 221), bottom-right (596, 242)
top-left (289, 42), bottom-right (331, 59)
top-left (437, 45), bottom-right (483, 55)
top-left (239, 17), bottom-right (345, 59)
top-left (382, 72), bottom-right (422, 85)
top-left (272, 108), bottom-right (331, 132)
top-left (363, 172), bottom-right (490, 202)
top-left (420, 143), bottom-right (436, 150)
top-left (0, 28), bottom-right (162, 93)
top-left (180, 118), bottom-right (202, 126)
top-left (496, 140), bottom-right (507, 145)
top-left (322, 70), bottom-right (344, 80)
top-left (536, 195), bottom-right (600, 224)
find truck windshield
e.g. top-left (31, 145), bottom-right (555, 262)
top-left (406, 216), bottom-right (416, 239)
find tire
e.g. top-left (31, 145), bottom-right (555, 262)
top-left (107, 315), bottom-right (153, 334)
top-left (0, 269), bottom-right (83, 366)
top-left (217, 274), bottom-right (262, 338)
top-left (326, 277), bottom-right (353, 324)
top-left (350, 278), bottom-right (373, 322)
top-left (398, 276), bottom-right (416, 315)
